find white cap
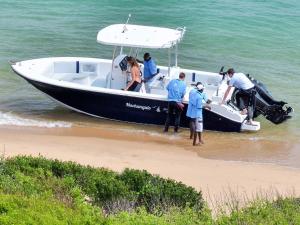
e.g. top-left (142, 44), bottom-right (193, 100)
top-left (196, 84), bottom-right (204, 90)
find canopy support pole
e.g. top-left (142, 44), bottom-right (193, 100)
top-left (109, 46), bottom-right (117, 88)
top-left (175, 43), bottom-right (178, 67)
top-left (168, 48), bottom-right (171, 77)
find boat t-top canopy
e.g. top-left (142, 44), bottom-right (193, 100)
top-left (97, 24), bottom-right (185, 49)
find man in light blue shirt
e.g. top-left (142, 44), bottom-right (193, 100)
top-left (164, 72), bottom-right (187, 133)
top-left (186, 82), bottom-right (211, 145)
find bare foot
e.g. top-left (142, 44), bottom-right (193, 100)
top-left (199, 140), bottom-right (205, 144)
top-left (193, 142), bottom-right (202, 146)
top-left (245, 121), bottom-right (258, 126)
top-left (240, 109), bottom-right (248, 115)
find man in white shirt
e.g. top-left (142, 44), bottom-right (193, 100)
top-left (221, 68), bottom-right (256, 125)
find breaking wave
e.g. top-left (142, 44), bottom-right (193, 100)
top-left (0, 111), bottom-right (72, 128)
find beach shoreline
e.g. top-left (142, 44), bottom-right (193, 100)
top-left (1, 125), bottom-right (300, 208)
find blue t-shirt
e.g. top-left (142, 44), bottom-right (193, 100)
top-left (166, 79), bottom-right (186, 102)
top-left (186, 89), bottom-right (208, 119)
top-left (143, 58), bottom-right (157, 79)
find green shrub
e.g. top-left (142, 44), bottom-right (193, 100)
top-left (2, 156), bottom-right (204, 214)
top-left (94, 174), bottom-right (131, 203)
top-left (119, 168), bottom-right (204, 213)
top-left (0, 193), bottom-right (103, 225)
top-left (1, 156), bottom-right (300, 224)
top-left (118, 168), bottom-right (153, 192)
top-left (216, 198), bottom-right (300, 225)
top-left (0, 172), bottom-right (47, 196)
top-left (4, 155), bottom-right (52, 176)
top-left (106, 207), bottom-right (213, 225)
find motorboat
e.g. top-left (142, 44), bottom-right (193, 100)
top-left (10, 23), bottom-right (292, 132)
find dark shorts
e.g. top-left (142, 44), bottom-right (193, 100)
top-left (128, 81), bottom-right (141, 92)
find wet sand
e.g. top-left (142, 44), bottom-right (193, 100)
top-left (1, 124), bottom-right (300, 208)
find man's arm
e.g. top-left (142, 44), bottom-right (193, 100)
top-left (166, 81), bottom-right (170, 91)
top-left (181, 84), bottom-right (186, 99)
top-left (221, 86), bottom-right (232, 104)
top-left (204, 103), bottom-right (211, 110)
top-left (136, 58), bottom-right (143, 64)
top-left (203, 93), bottom-right (209, 103)
top-left (203, 94), bottom-right (212, 110)
top-left (149, 60), bottom-right (157, 75)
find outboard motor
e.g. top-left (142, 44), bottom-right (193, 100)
top-left (248, 75), bottom-right (293, 124)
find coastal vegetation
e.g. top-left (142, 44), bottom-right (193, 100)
top-left (0, 156), bottom-right (299, 224)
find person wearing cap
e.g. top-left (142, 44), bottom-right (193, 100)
top-left (137, 53), bottom-right (158, 93)
top-left (186, 82), bottom-right (211, 145)
top-left (221, 68), bottom-right (256, 125)
top-left (164, 72), bottom-right (186, 133)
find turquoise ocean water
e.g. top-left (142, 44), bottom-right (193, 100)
top-left (0, 0), bottom-right (299, 165)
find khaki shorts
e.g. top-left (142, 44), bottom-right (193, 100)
top-left (195, 118), bottom-right (203, 132)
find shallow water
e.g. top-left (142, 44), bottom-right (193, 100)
top-left (0, 0), bottom-right (299, 166)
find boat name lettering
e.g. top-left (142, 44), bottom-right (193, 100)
top-left (126, 103), bottom-right (151, 111)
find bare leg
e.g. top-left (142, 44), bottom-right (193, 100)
top-left (189, 121), bottom-right (193, 139)
top-left (174, 106), bottom-right (182, 132)
top-left (241, 108), bottom-right (248, 115)
top-left (190, 130), bottom-right (194, 139)
top-left (190, 119), bottom-right (196, 139)
top-left (198, 132), bottom-right (204, 144)
top-left (193, 132), bottom-right (197, 146)
top-left (189, 120), bottom-right (194, 139)
top-left (164, 103), bottom-right (172, 132)
top-left (246, 105), bottom-right (257, 125)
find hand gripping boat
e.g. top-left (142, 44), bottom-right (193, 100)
top-left (10, 23), bottom-right (293, 132)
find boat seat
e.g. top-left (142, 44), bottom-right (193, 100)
top-left (150, 89), bottom-right (167, 96)
top-left (53, 61), bottom-right (98, 82)
top-left (205, 77), bottom-right (219, 86)
top-left (91, 77), bottom-right (106, 88)
top-left (53, 73), bottom-right (91, 82)
top-left (148, 74), bottom-right (166, 89)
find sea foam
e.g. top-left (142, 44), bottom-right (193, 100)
top-left (0, 111), bottom-right (72, 128)
top-left (118, 128), bottom-right (182, 140)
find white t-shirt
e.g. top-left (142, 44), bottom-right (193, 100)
top-left (229, 73), bottom-right (254, 90)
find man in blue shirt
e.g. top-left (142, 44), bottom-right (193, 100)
top-left (138, 53), bottom-right (158, 93)
top-left (186, 82), bottom-right (211, 145)
top-left (164, 72), bottom-right (187, 133)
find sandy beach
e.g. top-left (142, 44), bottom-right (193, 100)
top-left (1, 124), bottom-right (300, 209)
